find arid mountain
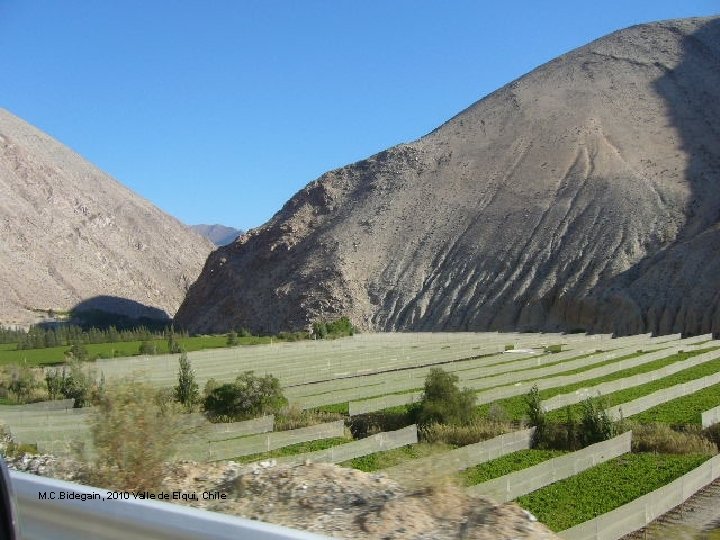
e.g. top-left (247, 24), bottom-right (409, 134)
top-left (190, 224), bottom-right (242, 246)
top-left (176, 16), bottom-right (720, 336)
top-left (0, 109), bottom-right (215, 325)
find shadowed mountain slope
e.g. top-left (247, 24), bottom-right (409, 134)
top-left (176, 16), bottom-right (720, 336)
top-left (0, 109), bottom-right (214, 325)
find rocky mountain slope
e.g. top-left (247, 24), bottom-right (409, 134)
top-left (190, 224), bottom-right (242, 246)
top-left (176, 16), bottom-right (720, 336)
top-left (0, 109), bottom-right (214, 325)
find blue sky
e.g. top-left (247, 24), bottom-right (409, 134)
top-left (0, 1), bottom-right (717, 230)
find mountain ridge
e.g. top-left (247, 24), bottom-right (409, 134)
top-left (0, 108), bottom-right (215, 325)
top-left (174, 16), bottom-right (720, 336)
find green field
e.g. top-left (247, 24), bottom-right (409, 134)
top-left (0, 335), bottom-right (274, 367)
top-left (630, 383), bottom-right (720, 425)
top-left (339, 442), bottom-right (455, 472)
top-left (474, 348), bottom-right (720, 421)
top-left (459, 449), bottom-right (566, 486)
top-left (516, 453), bottom-right (709, 532)
top-left (546, 352), bottom-right (720, 421)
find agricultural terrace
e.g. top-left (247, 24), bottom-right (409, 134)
top-left (2, 331), bottom-right (720, 539)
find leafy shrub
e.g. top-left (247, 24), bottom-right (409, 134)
top-left (54, 361), bottom-right (103, 408)
top-left (226, 331), bottom-right (238, 347)
top-left (203, 371), bottom-right (287, 422)
top-left (312, 316), bottom-right (355, 339)
top-left (579, 395), bottom-right (615, 445)
top-left (350, 410), bottom-right (412, 439)
top-left (525, 384), bottom-right (547, 447)
top-left (88, 380), bottom-right (178, 492)
top-left (7, 364), bottom-right (37, 403)
top-left (409, 368), bottom-right (477, 427)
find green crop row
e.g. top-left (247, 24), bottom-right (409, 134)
top-left (630, 382), bottom-right (720, 425)
top-left (516, 453), bottom-right (709, 532)
top-left (229, 435), bottom-right (352, 464)
top-left (476, 348), bottom-right (719, 421)
top-left (459, 449), bottom-right (566, 486)
top-left (0, 335), bottom-right (271, 366)
top-left (338, 442), bottom-right (454, 472)
top-left (547, 351), bottom-right (720, 421)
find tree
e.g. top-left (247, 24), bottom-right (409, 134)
top-left (525, 384), bottom-right (547, 447)
top-left (203, 371), bottom-right (287, 421)
top-left (168, 332), bottom-right (182, 354)
top-left (8, 365), bottom-right (36, 403)
top-left (173, 351), bottom-right (198, 409)
top-left (410, 368), bottom-right (476, 426)
top-left (226, 331), bottom-right (238, 347)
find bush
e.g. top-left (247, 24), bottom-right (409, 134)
top-left (203, 371), bottom-right (287, 422)
top-left (349, 410), bottom-right (412, 439)
top-left (410, 368), bottom-right (477, 427)
top-left (7, 364), bottom-right (37, 403)
top-left (88, 380), bottom-right (178, 492)
top-left (579, 395), bottom-right (614, 446)
top-left (58, 361), bottom-right (102, 408)
top-left (419, 421), bottom-right (508, 446)
top-left (226, 331), bottom-right (238, 347)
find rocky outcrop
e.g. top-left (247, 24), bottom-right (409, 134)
top-left (176, 17), bottom-right (720, 336)
top-left (0, 109), bottom-right (214, 325)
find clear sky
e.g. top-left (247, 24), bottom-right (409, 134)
top-left (0, 1), bottom-right (717, 230)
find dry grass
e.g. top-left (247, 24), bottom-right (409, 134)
top-left (625, 422), bottom-right (718, 455)
top-left (419, 420), bottom-right (511, 446)
top-left (274, 404), bottom-right (345, 431)
top-left (85, 379), bottom-right (180, 492)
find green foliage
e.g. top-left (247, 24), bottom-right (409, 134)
top-left (479, 347), bottom-right (720, 422)
top-left (167, 332), bottom-right (182, 354)
top-left (7, 364), bottom-right (37, 403)
top-left (138, 340), bottom-right (157, 355)
top-left (410, 368), bottom-right (477, 427)
top-left (231, 434), bottom-right (352, 464)
top-left (349, 409), bottom-right (411, 438)
top-left (226, 331), bottom-right (238, 347)
top-left (66, 341), bottom-right (89, 361)
top-left (173, 351), bottom-right (199, 409)
top-left (579, 395), bottom-right (615, 445)
top-left (516, 453), bottom-right (709, 532)
top-left (313, 316), bottom-right (355, 339)
top-left (630, 383), bottom-right (720, 425)
top-left (547, 351), bottom-right (720, 422)
top-left (203, 371), bottom-right (287, 421)
top-left (339, 442), bottom-right (454, 472)
top-left (525, 384), bottom-right (547, 447)
top-left (459, 449), bottom-right (565, 486)
top-left (543, 344), bottom-right (563, 353)
top-left (57, 361), bottom-right (102, 408)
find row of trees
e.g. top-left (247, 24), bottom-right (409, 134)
top-left (14, 325), bottom-right (186, 350)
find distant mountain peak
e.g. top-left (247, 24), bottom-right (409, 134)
top-left (190, 224), bottom-right (243, 246)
